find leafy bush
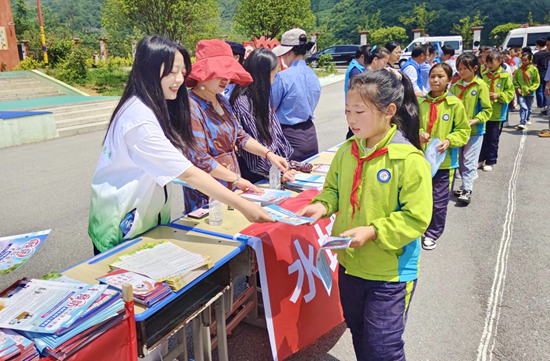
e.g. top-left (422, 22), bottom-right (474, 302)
top-left (55, 49), bottom-right (88, 85)
top-left (370, 27), bottom-right (409, 46)
top-left (489, 23), bottom-right (523, 46)
top-left (318, 54), bottom-right (333, 68)
top-left (318, 54), bottom-right (336, 74)
top-left (48, 40), bottom-right (75, 67)
top-left (87, 67), bottom-right (129, 96)
top-left (13, 56), bottom-right (44, 70)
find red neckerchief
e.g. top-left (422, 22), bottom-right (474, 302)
top-left (350, 141), bottom-right (389, 221)
top-left (520, 65), bottom-right (531, 84)
top-left (486, 72), bottom-right (501, 92)
top-left (456, 81), bottom-right (477, 100)
top-left (425, 96), bottom-right (447, 135)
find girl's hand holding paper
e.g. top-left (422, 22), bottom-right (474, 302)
top-left (339, 226), bottom-right (377, 248)
top-left (436, 139), bottom-right (450, 154)
top-left (296, 203), bottom-right (327, 225)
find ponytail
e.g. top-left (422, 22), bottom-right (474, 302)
top-left (394, 72), bottom-right (421, 150)
top-left (291, 34), bottom-right (315, 56)
top-left (349, 69), bottom-right (421, 150)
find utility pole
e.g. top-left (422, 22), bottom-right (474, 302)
top-left (36, 0), bottom-right (48, 66)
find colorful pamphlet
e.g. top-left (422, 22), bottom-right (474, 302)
top-left (0, 279), bottom-right (107, 333)
top-left (97, 269), bottom-right (171, 307)
top-left (316, 237), bottom-right (353, 295)
top-left (0, 329), bottom-right (19, 360)
top-left (110, 242), bottom-right (213, 291)
top-left (0, 230), bottom-right (50, 274)
top-left (240, 189), bottom-right (292, 206)
top-left (425, 137), bottom-right (447, 178)
top-left (263, 205), bottom-right (315, 226)
top-left (1, 329), bottom-right (39, 361)
top-left (285, 174), bottom-right (326, 191)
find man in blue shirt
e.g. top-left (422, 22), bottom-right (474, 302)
top-left (401, 46), bottom-right (427, 97)
top-left (272, 29), bottom-right (321, 161)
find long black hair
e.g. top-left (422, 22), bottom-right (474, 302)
top-left (230, 48), bottom-right (279, 145)
top-left (349, 69), bottom-right (422, 150)
top-left (104, 35), bottom-right (196, 152)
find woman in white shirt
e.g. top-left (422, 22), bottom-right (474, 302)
top-left (89, 36), bottom-right (273, 254)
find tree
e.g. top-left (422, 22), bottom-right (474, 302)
top-left (358, 9), bottom-right (383, 33)
top-left (399, 3), bottom-right (438, 32)
top-left (450, 12), bottom-right (487, 49)
top-left (13, 0), bottom-right (30, 36)
top-left (369, 26), bottom-right (408, 46)
top-left (102, 0), bottom-right (220, 49)
top-left (489, 23), bottom-right (522, 46)
top-left (233, 0), bottom-right (315, 39)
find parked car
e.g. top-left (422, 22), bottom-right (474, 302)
top-left (399, 36), bottom-right (463, 68)
top-left (502, 25), bottom-right (550, 52)
top-left (306, 45), bottom-right (360, 67)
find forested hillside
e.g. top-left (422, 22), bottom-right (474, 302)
top-left (10, 0), bottom-right (550, 53)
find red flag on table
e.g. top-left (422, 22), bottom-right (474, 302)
top-left (239, 190), bottom-right (344, 361)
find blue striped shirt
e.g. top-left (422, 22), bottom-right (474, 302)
top-left (232, 94), bottom-right (294, 178)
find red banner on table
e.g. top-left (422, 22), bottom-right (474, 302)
top-left (239, 191), bottom-right (344, 361)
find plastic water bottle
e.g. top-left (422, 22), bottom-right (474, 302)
top-left (209, 198), bottom-right (223, 226)
top-left (269, 164), bottom-right (281, 190)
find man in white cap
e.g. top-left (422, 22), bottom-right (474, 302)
top-left (271, 28), bottom-right (322, 161)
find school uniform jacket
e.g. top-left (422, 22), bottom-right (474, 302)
top-left (513, 64), bottom-right (540, 97)
top-left (418, 91), bottom-right (471, 169)
top-left (450, 78), bottom-right (492, 136)
top-left (481, 67), bottom-right (515, 121)
top-left (312, 126), bottom-right (433, 283)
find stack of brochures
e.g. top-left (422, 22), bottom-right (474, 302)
top-left (240, 189), bottom-right (292, 206)
top-left (285, 174), bottom-right (326, 191)
top-left (98, 269), bottom-right (172, 307)
top-left (0, 328), bottom-right (39, 361)
top-left (110, 241), bottom-right (213, 292)
top-left (0, 279), bottom-right (125, 360)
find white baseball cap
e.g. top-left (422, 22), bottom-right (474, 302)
top-left (272, 29), bottom-right (308, 57)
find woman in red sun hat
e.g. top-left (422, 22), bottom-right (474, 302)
top-left (182, 39), bottom-right (289, 212)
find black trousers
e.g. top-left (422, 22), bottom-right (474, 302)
top-left (281, 120), bottom-right (319, 161)
top-left (479, 121), bottom-right (504, 166)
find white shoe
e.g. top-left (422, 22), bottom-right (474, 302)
top-left (455, 172), bottom-right (462, 179)
top-left (527, 121), bottom-right (532, 125)
top-left (517, 124), bottom-right (526, 130)
top-left (422, 237), bottom-right (437, 250)
top-left (483, 165), bottom-right (493, 172)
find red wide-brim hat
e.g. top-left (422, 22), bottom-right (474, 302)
top-left (187, 39), bottom-right (253, 88)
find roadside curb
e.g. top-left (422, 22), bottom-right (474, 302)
top-left (319, 74), bottom-right (345, 87)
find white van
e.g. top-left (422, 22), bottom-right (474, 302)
top-left (502, 25), bottom-right (550, 52)
top-left (399, 36), bottom-right (463, 67)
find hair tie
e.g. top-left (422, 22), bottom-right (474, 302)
top-left (371, 45), bottom-right (377, 51)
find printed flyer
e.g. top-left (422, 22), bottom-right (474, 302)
top-left (0, 279), bottom-right (107, 333)
top-left (0, 230), bottom-right (50, 274)
top-left (263, 205), bottom-right (315, 226)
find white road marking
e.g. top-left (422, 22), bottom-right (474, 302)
top-left (476, 132), bottom-right (527, 361)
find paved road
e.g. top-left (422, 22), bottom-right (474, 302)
top-left (1, 81), bottom-right (550, 361)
